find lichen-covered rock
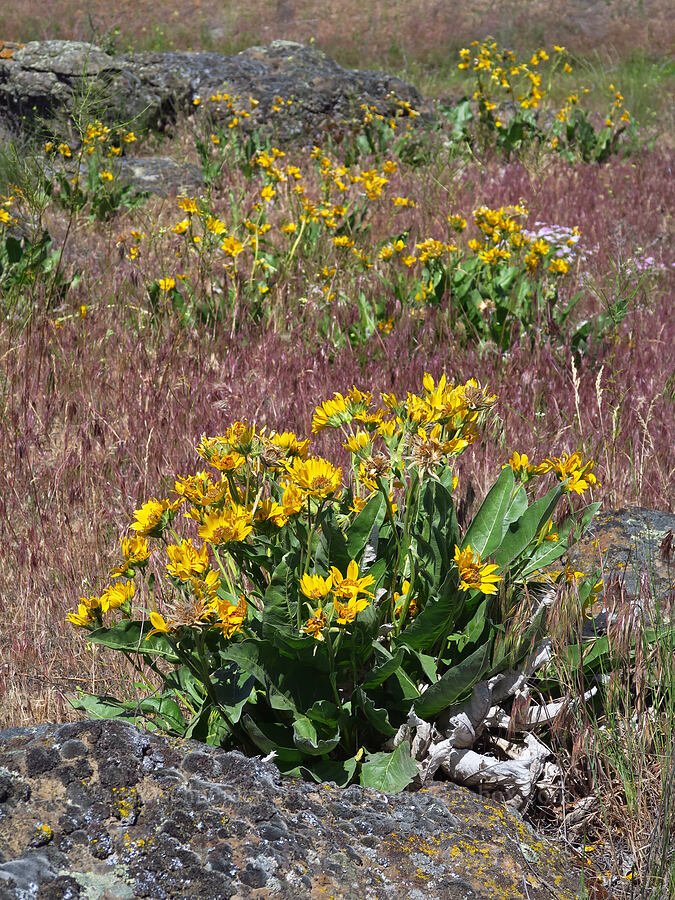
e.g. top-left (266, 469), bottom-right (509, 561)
top-left (0, 720), bottom-right (589, 899)
top-left (569, 506), bottom-right (675, 612)
top-left (0, 39), bottom-right (425, 144)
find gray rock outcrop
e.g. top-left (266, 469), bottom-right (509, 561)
top-left (0, 720), bottom-right (588, 899)
top-left (0, 39), bottom-right (425, 144)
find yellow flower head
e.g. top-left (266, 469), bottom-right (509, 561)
top-left (312, 393), bottom-right (352, 434)
top-left (166, 539), bottom-right (209, 580)
top-left (254, 498), bottom-right (286, 527)
top-left (197, 436), bottom-right (246, 472)
top-left (288, 456), bottom-right (342, 499)
top-left (174, 471), bottom-right (230, 507)
top-left (267, 431), bottom-right (310, 460)
top-left (343, 431), bottom-right (371, 454)
top-left (145, 611), bottom-right (173, 639)
top-left (303, 608), bottom-right (327, 640)
top-left (220, 235), bottom-right (245, 257)
top-left (334, 595), bottom-right (370, 625)
top-left (110, 535), bottom-right (152, 577)
top-left (198, 506), bottom-right (253, 545)
top-left (67, 603), bottom-right (96, 628)
top-left (454, 545), bottom-right (501, 594)
top-left (548, 258), bottom-right (570, 275)
top-left (100, 580), bottom-right (135, 613)
top-left (178, 197), bottom-right (199, 214)
top-left (280, 482), bottom-right (307, 520)
top-left (131, 497), bottom-right (181, 537)
top-left (536, 452), bottom-right (599, 494)
top-left (224, 420), bottom-right (256, 455)
top-left (330, 559), bottom-right (375, 602)
top-left (205, 216), bottom-right (226, 234)
top-left (299, 573), bottom-right (333, 601)
top-left (505, 450), bottom-right (535, 478)
top-left (213, 594), bottom-right (247, 639)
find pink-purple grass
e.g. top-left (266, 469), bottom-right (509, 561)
top-left (0, 140), bottom-right (672, 728)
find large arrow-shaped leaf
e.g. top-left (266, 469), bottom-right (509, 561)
top-left (360, 740), bottom-right (418, 793)
top-left (461, 466), bottom-right (515, 556)
top-left (495, 483), bottom-right (563, 567)
top-left (414, 640), bottom-right (492, 718)
top-left (347, 492), bottom-right (385, 559)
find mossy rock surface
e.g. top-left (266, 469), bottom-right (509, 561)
top-left (0, 719), bottom-right (590, 899)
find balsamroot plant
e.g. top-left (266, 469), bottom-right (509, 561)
top-left (69, 374), bottom-right (600, 791)
top-left (448, 38), bottom-right (634, 162)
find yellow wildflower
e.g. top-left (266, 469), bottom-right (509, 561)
top-left (131, 497), bottom-right (180, 537)
top-left (198, 505), bottom-right (253, 545)
top-left (454, 545), bottom-right (501, 594)
top-left (178, 197), bottom-right (199, 214)
top-left (300, 573), bottom-right (333, 601)
top-left (303, 608), bottom-right (327, 641)
top-left (287, 456), bottom-right (342, 499)
top-left (333, 595), bottom-right (370, 625)
top-left (67, 603), bottom-right (95, 628)
top-left (213, 594), bottom-right (247, 638)
top-left (145, 611), bottom-right (173, 639)
top-left (330, 559), bottom-right (374, 603)
top-left (100, 580), bottom-right (135, 613)
top-left (110, 535), bottom-right (151, 577)
top-left (166, 539), bottom-right (209, 580)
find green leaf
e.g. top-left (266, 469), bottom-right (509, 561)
top-left (304, 699), bottom-right (340, 728)
top-left (241, 715), bottom-right (304, 763)
top-left (314, 513), bottom-right (350, 573)
top-left (495, 483), bottom-right (563, 568)
top-left (211, 664), bottom-right (256, 724)
top-left (519, 519), bottom-right (574, 576)
top-left (416, 651), bottom-right (438, 684)
top-left (396, 571), bottom-right (460, 651)
top-left (134, 695), bottom-right (187, 731)
top-left (347, 492), bottom-right (385, 560)
top-left (68, 691), bottom-right (185, 733)
top-left (286, 757), bottom-right (358, 787)
top-left (414, 641), bottom-right (492, 718)
top-left (292, 715), bottom-right (341, 756)
top-left (361, 647), bottom-right (404, 689)
top-left (354, 688), bottom-right (397, 737)
top-left (87, 620), bottom-right (179, 661)
top-left (462, 466), bottom-right (515, 557)
top-left (5, 235), bottom-right (23, 265)
top-left (68, 693), bottom-right (133, 720)
top-left (447, 597), bottom-right (487, 654)
top-left (218, 640), bottom-right (268, 685)
top-left (360, 740), bottom-right (418, 793)
top-left (164, 665), bottom-right (205, 705)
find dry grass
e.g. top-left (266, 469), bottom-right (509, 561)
top-left (1, 139), bottom-right (672, 729)
top-left (2, 0), bottom-right (674, 64)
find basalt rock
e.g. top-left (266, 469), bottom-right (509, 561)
top-left (0, 39), bottom-right (426, 144)
top-left (0, 720), bottom-right (589, 899)
top-left (569, 506), bottom-right (675, 631)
